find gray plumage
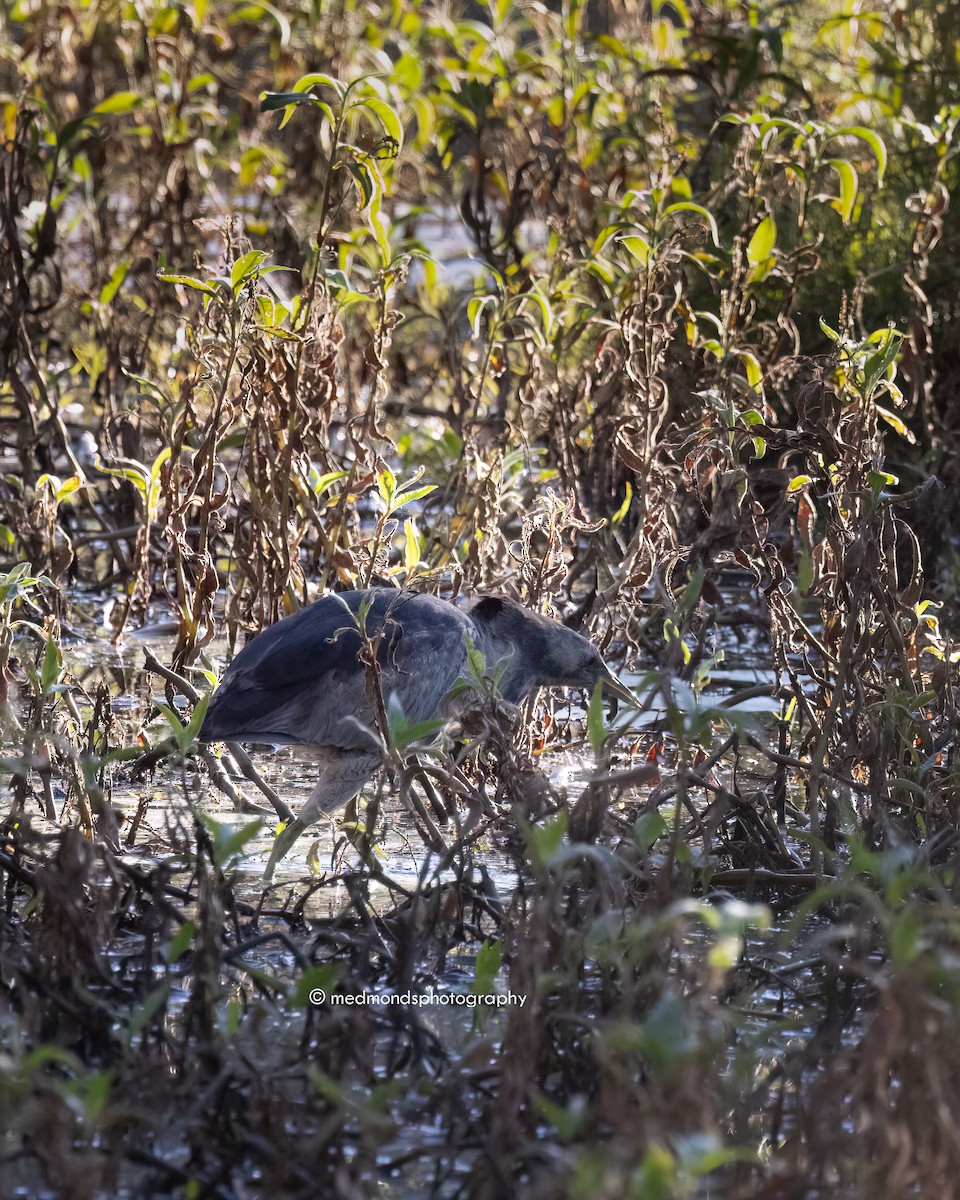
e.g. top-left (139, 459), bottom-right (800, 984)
top-left (199, 588), bottom-right (630, 875)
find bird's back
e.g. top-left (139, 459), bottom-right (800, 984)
top-left (199, 590), bottom-right (475, 751)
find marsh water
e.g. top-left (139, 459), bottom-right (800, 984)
top-left (59, 577), bottom-right (785, 899)
top-left (14, 583), bottom-right (835, 1200)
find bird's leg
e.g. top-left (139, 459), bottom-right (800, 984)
top-left (225, 740), bottom-right (294, 824)
top-left (415, 770), bottom-right (450, 824)
top-left (397, 765), bottom-right (449, 852)
top-left (264, 751), bottom-right (380, 880)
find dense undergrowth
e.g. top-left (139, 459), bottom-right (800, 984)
top-left (3, 0), bottom-right (960, 1196)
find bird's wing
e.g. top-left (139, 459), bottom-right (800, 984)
top-left (200, 591), bottom-right (474, 750)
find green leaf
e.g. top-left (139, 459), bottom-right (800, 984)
top-left (146, 446), bottom-right (171, 523)
top-left (126, 373), bottom-right (172, 404)
top-left (890, 909), bottom-right (919, 963)
top-left (862, 329), bottom-right (902, 399)
top-left (787, 474), bottom-right (813, 494)
top-left (472, 939), bottom-right (502, 996)
top-left (364, 159), bottom-right (391, 260)
top-left (587, 679), bottom-right (605, 753)
top-left (0, 562), bottom-right (42, 610)
top-left (232, 0), bottom-right (290, 45)
top-left (518, 284), bottom-right (552, 333)
top-left (166, 919), bottom-right (195, 963)
top-left (322, 267), bottom-right (350, 295)
top-left (200, 815), bottom-right (263, 867)
top-left (867, 469), bottom-right (898, 493)
top-left (678, 569), bottom-right (705, 615)
top-left (527, 811), bottom-right (568, 867)
top-left (153, 700), bottom-right (187, 747)
top-left (797, 548), bottom-right (814, 595)
top-left (233, 961), bottom-right (287, 994)
top-left (389, 484), bottom-right (436, 512)
top-left (546, 94), bottom-right (565, 126)
top-left (819, 316), bottom-right (840, 342)
top-left (182, 693), bottom-right (211, 744)
top-left (230, 250), bottom-right (267, 294)
top-left (259, 90), bottom-right (317, 112)
top-left (56, 115), bottom-right (94, 147)
top-left (259, 88), bottom-right (326, 128)
top-left (385, 693), bottom-right (444, 751)
top-left (376, 466), bottom-right (396, 506)
top-left (466, 645), bottom-right (486, 682)
top-left (291, 963), bottom-right (339, 1008)
top-left (392, 53), bottom-right (424, 92)
top-left (127, 982), bottom-right (170, 1038)
top-left (308, 468), bottom-right (348, 497)
top-left (635, 811), bottom-right (667, 853)
top-left (592, 224), bottom-right (620, 255)
top-left (94, 459), bottom-right (147, 496)
top-left (40, 633), bottom-right (62, 695)
top-left (346, 159), bottom-right (374, 207)
top-left (82, 1071), bottom-right (112, 1122)
top-left (396, 468), bottom-right (430, 496)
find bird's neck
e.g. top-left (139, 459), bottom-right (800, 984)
top-left (474, 628), bottom-right (531, 704)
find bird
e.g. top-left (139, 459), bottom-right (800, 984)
top-left (199, 588), bottom-right (633, 877)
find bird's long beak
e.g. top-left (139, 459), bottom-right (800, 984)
top-left (601, 668), bottom-right (636, 717)
top-left (264, 816), bottom-right (309, 881)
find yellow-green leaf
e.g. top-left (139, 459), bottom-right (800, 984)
top-left (740, 350), bottom-right (762, 391)
top-left (157, 272), bottom-right (218, 297)
top-left (99, 262), bottom-right (128, 306)
top-left (611, 481), bottom-right (633, 525)
top-left (664, 200), bottom-right (720, 248)
top-left (620, 234), bottom-right (650, 265)
top-left (828, 158), bottom-right (858, 223)
top-left (93, 92), bottom-right (140, 115)
top-left (747, 215), bottom-right (776, 266)
top-left (359, 96), bottom-right (403, 152)
top-left (403, 518), bottom-right (420, 571)
top-left (293, 72), bottom-right (346, 99)
top-left (839, 125), bottom-right (887, 187)
top-left (587, 679), bottom-right (605, 753)
top-left (876, 405), bottom-right (915, 441)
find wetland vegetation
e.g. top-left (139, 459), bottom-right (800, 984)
top-left (3, 0), bottom-right (960, 1195)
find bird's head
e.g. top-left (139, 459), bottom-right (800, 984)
top-left (537, 622), bottom-right (635, 712)
top-left (468, 596), bottom-right (634, 711)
